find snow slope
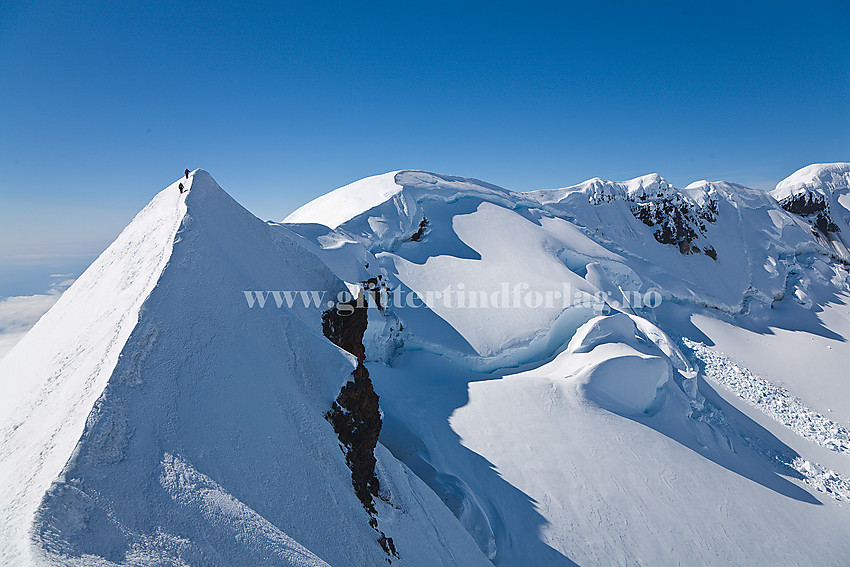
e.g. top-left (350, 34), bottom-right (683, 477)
top-left (283, 171), bottom-right (404, 230)
top-left (0, 173), bottom-right (190, 565)
top-left (287, 166), bottom-right (850, 565)
top-left (0, 172), bottom-right (490, 567)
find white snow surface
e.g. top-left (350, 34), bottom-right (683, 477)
top-left (0, 173), bottom-right (190, 565)
top-left (772, 162), bottom-right (850, 201)
top-left (283, 171), bottom-right (404, 229)
top-left (287, 165), bottom-right (850, 565)
top-left (0, 171), bottom-right (489, 567)
top-left (5, 164), bottom-right (850, 566)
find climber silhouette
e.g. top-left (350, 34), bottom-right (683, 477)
top-left (178, 183), bottom-right (184, 194)
top-left (184, 168), bottom-right (190, 179)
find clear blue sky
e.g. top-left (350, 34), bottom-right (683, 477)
top-left (1, 0), bottom-right (849, 294)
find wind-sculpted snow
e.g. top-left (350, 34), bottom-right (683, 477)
top-left (562, 314), bottom-right (696, 415)
top-left (0, 173), bottom-right (190, 566)
top-left (386, 201), bottom-right (601, 361)
top-left (284, 171), bottom-right (405, 230)
top-left (156, 453), bottom-right (334, 567)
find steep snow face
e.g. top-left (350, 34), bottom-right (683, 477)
top-left (1, 172), bottom-right (491, 567)
top-left (7, 164), bottom-right (850, 567)
top-left (0, 173), bottom-right (190, 566)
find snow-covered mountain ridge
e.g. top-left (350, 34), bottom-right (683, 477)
top-left (288, 164), bottom-right (850, 320)
top-left (0, 171), bottom-right (489, 567)
top-left (531, 173), bottom-right (721, 257)
top-left (2, 163), bottom-right (850, 566)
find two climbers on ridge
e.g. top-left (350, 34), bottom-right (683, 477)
top-left (179, 169), bottom-right (191, 194)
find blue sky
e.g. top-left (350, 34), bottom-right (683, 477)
top-left (1, 0), bottom-right (849, 295)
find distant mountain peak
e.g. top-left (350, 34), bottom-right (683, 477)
top-left (771, 163), bottom-right (850, 251)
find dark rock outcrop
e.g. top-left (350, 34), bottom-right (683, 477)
top-left (322, 293), bottom-right (368, 362)
top-left (362, 277), bottom-right (386, 312)
top-left (781, 192), bottom-right (829, 216)
top-left (630, 195), bottom-right (718, 257)
top-left (326, 362), bottom-right (381, 513)
top-left (778, 193), bottom-right (841, 236)
top-left (409, 217), bottom-right (429, 242)
top-left (378, 534), bottom-right (399, 559)
top-left (323, 290), bottom-right (397, 559)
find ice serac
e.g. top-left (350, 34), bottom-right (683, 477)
top-left (0, 171), bottom-right (490, 566)
top-left (565, 314), bottom-right (674, 415)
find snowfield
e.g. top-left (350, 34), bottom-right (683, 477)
top-left (3, 163), bottom-right (850, 566)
